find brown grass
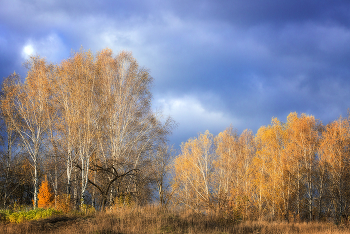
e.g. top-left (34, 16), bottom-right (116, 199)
top-left (1, 205), bottom-right (350, 234)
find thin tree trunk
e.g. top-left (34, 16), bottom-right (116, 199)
top-left (297, 167), bottom-right (300, 221)
top-left (80, 152), bottom-right (90, 208)
top-left (54, 154), bottom-right (58, 208)
top-left (66, 149), bottom-right (72, 195)
top-left (73, 167), bottom-right (78, 209)
top-left (33, 158), bottom-right (38, 208)
top-left (4, 130), bottom-right (12, 207)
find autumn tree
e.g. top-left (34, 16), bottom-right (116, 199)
top-left (52, 48), bottom-right (175, 208)
top-left (44, 75), bottom-right (61, 208)
top-left (38, 176), bottom-right (54, 208)
top-left (68, 50), bottom-right (99, 207)
top-left (214, 127), bottom-right (255, 219)
top-left (0, 73), bottom-right (21, 207)
top-left (94, 50), bottom-right (166, 202)
top-left (55, 58), bottom-right (79, 198)
top-left (315, 124), bottom-right (330, 220)
top-left (279, 121), bottom-right (296, 221)
top-left (286, 112), bottom-right (320, 221)
top-left (235, 130), bottom-right (255, 219)
top-left (254, 118), bottom-right (285, 220)
top-left (3, 57), bottom-right (53, 208)
top-left (214, 127), bottom-right (238, 213)
top-left (172, 131), bottom-right (216, 212)
top-left (319, 116), bottom-right (350, 221)
top-left (0, 48), bottom-right (175, 210)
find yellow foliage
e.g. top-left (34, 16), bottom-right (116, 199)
top-left (56, 194), bottom-right (73, 213)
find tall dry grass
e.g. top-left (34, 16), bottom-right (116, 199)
top-left (1, 205), bottom-right (350, 233)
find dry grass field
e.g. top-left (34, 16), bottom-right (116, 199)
top-left (1, 206), bottom-right (350, 234)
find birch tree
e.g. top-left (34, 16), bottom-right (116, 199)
top-left (0, 73), bottom-right (21, 207)
top-left (286, 112), bottom-right (319, 221)
top-left (60, 49), bottom-right (99, 207)
top-left (6, 57), bottom-right (52, 208)
top-left (55, 56), bottom-right (81, 198)
top-left (214, 127), bottom-right (239, 212)
top-left (92, 49), bottom-right (174, 205)
top-left (319, 117), bottom-right (350, 221)
top-left (54, 48), bottom-right (174, 208)
top-left (172, 131), bottom-right (216, 212)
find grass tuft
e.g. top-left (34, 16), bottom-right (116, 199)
top-left (1, 206), bottom-right (350, 233)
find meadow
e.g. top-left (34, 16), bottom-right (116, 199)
top-left (1, 205), bottom-right (350, 234)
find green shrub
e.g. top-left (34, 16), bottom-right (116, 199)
top-left (8, 212), bottom-right (19, 223)
top-left (0, 208), bottom-right (62, 223)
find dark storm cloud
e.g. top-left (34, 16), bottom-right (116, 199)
top-left (1, 0), bottom-right (350, 146)
top-left (167, 0), bottom-right (350, 27)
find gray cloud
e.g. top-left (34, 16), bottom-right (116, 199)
top-left (1, 0), bottom-right (350, 146)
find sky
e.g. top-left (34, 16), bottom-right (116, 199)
top-left (1, 0), bottom-right (350, 148)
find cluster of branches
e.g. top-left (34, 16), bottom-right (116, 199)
top-left (172, 112), bottom-right (350, 222)
top-left (0, 48), bottom-right (175, 210)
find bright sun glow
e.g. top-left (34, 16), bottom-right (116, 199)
top-left (22, 44), bottom-right (34, 57)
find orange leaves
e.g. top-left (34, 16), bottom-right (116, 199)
top-left (0, 72), bottom-right (20, 133)
top-left (319, 117), bottom-right (350, 167)
top-left (173, 128), bottom-right (255, 217)
top-left (0, 47), bottom-right (171, 211)
top-left (172, 131), bottom-right (216, 211)
top-left (318, 116), bottom-right (350, 219)
top-left (25, 57), bottom-right (51, 96)
top-left (55, 194), bottom-right (73, 213)
top-left (38, 177), bottom-right (73, 212)
top-left (286, 112), bottom-right (319, 152)
top-left (37, 176), bottom-right (54, 209)
top-left (254, 118), bottom-right (288, 219)
top-left (173, 112), bottom-right (336, 220)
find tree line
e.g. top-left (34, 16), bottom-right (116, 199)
top-left (0, 48), bottom-right (174, 210)
top-left (171, 113), bottom-right (350, 222)
top-left (1, 47), bottom-right (349, 223)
